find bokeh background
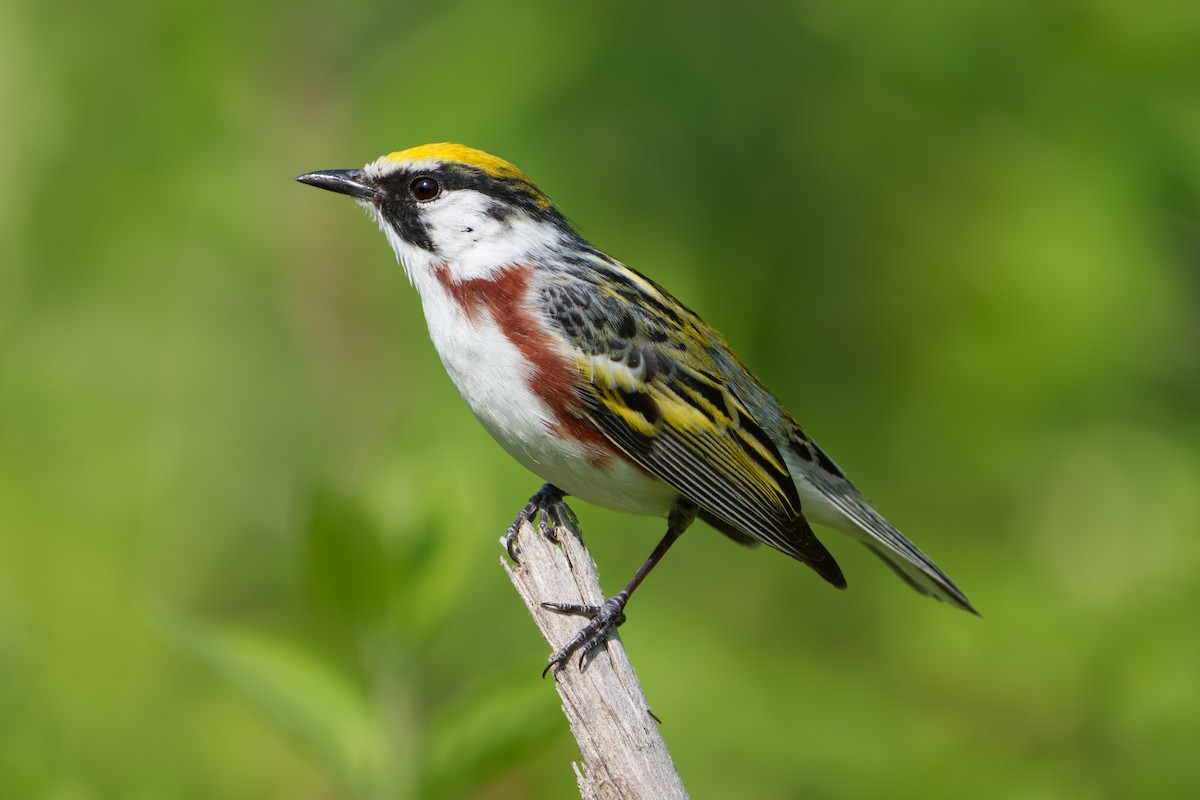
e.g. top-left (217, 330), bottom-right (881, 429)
top-left (3, 0), bottom-right (1199, 797)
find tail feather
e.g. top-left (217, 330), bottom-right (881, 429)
top-left (830, 493), bottom-right (977, 614)
top-left (786, 444), bottom-right (977, 614)
top-left (863, 538), bottom-right (978, 614)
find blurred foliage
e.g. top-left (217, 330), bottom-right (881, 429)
top-left (2, 0), bottom-right (1199, 797)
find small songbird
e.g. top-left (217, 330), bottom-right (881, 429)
top-left (297, 144), bottom-right (976, 673)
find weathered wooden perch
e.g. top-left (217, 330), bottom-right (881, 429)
top-left (501, 517), bottom-right (689, 800)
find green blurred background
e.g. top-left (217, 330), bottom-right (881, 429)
top-left (3, 0), bottom-right (1199, 797)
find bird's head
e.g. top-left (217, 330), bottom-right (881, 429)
top-left (297, 143), bottom-right (578, 285)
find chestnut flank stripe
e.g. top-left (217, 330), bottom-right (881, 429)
top-left (434, 264), bottom-right (615, 467)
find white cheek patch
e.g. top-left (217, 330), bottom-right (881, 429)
top-left (421, 191), bottom-right (557, 281)
top-left (423, 191), bottom-right (504, 250)
top-left (358, 182), bottom-right (573, 301)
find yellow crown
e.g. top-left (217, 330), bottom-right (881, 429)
top-left (379, 143), bottom-right (550, 209)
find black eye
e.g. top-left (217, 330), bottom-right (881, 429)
top-left (410, 176), bottom-right (440, 201)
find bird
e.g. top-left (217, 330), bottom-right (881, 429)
top-left (296, 143), bottom-right (976, 673)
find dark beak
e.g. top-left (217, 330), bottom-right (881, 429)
top-left (295, 168), bottom-right (378, 200)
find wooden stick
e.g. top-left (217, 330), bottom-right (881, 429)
top-left (501, 518), bottom-right (689, 800)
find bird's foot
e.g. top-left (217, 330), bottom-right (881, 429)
top-left (540, 594), bottom-right (628, 676)
top-left (504, 484), bottom-right (576, 563)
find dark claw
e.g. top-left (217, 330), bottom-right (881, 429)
top-left (541, 595), bottom-right (629, 676)
top-left (504, 500), bottom-right (537, 564)
top-left (537, 510), bottom-right (559, 544)
top-left (503, 525), bottom-right (523, 563)
top-left (540, 601), bottom-right (600, 618)
top-left (504, 484), bottom-right (570, 564)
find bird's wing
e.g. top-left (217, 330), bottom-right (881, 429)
top-left (539, 267), bottom-right (844, 587)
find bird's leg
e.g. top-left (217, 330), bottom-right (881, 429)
top-left (541, 500), bottom-right (696, 676)
top-left (504, 483), bottom-right (575, 563)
